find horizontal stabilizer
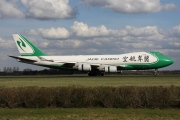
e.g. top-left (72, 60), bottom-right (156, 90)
top-left (8, 55), bottom-right (37, 62)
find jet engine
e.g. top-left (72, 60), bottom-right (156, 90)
top-left (77, 63), bottom-right (91, 72)
top-left (105, 66), bottom-right (117, 73)
top-left (98, 65), bottom-right (117, 73)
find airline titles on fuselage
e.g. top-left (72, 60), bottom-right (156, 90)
top-left (86, 55), bottom-right (150, 63)
top-left (86, 58), bottom-right (119, 61)
top-left (123, 55), bottom-right (149, 62)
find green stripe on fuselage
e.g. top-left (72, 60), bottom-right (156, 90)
top-left (120, 52), bottom-right (173, 70)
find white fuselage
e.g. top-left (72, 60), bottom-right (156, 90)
top-left (19, 52), bottom-right (157, 67)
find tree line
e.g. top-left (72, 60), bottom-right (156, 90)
top-left (0, 67), bottom-right (179, 75)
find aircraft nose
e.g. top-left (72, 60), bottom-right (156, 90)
top-left (163, 57), bottom-right (174, 66)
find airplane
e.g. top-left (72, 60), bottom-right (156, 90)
top-left (9, 34), bottom-right (174, 76)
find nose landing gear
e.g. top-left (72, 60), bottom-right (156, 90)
top-left (154, 69), bottom-right (158, 76)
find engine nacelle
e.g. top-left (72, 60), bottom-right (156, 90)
top-left (78, 63), bottom-right (91, 72)
top-left (105, 66), bottom-right (117, 73)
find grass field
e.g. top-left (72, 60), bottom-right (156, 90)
top-left (0, 75), bottom-right (179, 87)
top-left (0, 108), bottom-right (179, 120)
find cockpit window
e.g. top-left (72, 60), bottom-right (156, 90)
top-left (159, 53), bottom-right (164, 55)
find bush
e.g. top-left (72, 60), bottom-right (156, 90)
top-left (0, 86), bottom-right (179, 108)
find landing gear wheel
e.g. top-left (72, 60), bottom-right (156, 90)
top-left (100, 73), bottom-right (104, 76)
top-left (88, 72), bottom-right (105, 76)
top-left (88, 72), bottom-right (97, 76)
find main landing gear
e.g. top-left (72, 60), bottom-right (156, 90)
top-left (154, 69), bottom-right (158, 76)
top-left (88, 71), bottom-right (104, 76)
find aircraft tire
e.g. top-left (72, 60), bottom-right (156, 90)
top-left (88, 72), bottom-right (104, 76)
top-left (100, 73), bottom-right (104, 76)
top-left (88, 72), bottom-right (97, 76)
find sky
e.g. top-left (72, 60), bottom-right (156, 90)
top-left (0, 0), bottom-right (180, 71)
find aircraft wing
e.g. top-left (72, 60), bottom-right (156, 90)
top-left (56, 61), bottom-right (126, 70)
top-left (38, 56), bottom-right (126, 69)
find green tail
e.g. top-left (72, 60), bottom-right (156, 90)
top-left (13, 34), bottom-right (47, 56)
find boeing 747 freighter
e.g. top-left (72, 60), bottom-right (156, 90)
top-left (9, 34), bottom-right (174, 76)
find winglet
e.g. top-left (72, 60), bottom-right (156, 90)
top-left (13, 34), bottom-right (47, 56)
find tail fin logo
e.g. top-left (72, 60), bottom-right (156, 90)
top-left (17, 38), bottom-right (26, 52)
top-left (14, 34), bottom-right (34, 55)
top-left (13, 34), bottom-right (46, 56)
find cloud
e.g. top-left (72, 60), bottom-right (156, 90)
top-left (80, 0), bottom-right (176, 13)
top-left (25, 21), bottom-right (113, 39)
top-left (125, 26), bottom-right (159, 36)
top-left (0, 37), bottom-right (15, 49)
top-left (123, 42), bottom-right (151, 49)
top-left (0, 37), bottom-right (5, 43)
top-left (54, 39), bottom-right (83, 48)
top-left (0, 0), bottom-right (77, 20)
top-left (169, 42), bottom-right (180, 47)
top-left (25, 21), bottom-right (166, 41)
top-left (171, 25), bottom-right (180, 37)
top-left (20, 0), bottom-right (77, 20)
top-left (0, 0), bottom-right (24, 19)
top-left (71, 21), bottom-right (110, 37)
top-left (0, 0), bottom-right (177, 19)
top-left (70, 22), bottom-right (165, 41)
top-left (26, 27), bottom-right (70, 39)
